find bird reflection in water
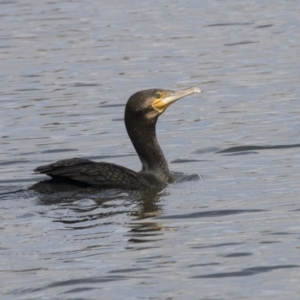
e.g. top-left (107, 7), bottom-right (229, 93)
top-left (35, 187), bottom-right (165, 226)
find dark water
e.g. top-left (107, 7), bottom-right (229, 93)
top-left (1, 0), bottom-right (300, 299)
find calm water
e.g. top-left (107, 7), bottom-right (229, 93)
top-left (1, 0), bottom-right (300, 299)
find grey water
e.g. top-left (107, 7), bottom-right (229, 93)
top-left (1, 0), bottom-right (300, 299)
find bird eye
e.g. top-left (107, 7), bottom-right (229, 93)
top-left (155, 92), bottom-right (161, 99)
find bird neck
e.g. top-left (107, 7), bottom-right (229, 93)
top-left (125, 118), bottom-right (169, 183)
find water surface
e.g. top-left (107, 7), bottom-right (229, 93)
top-left (1, 0), bottom-right (300, 299)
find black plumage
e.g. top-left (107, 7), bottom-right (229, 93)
top-left (30, 87), bottom-right (200, 193)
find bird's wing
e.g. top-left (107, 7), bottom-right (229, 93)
top-left (34, 158), bottom-right (148, 189)
top-left (34, 158), bottom-right (95, 174)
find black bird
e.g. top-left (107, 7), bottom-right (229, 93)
top-left (30, 87), bottom-right (201, 193)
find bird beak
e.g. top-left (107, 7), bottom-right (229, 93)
top-left (152, 87), bottom-right (201, 113)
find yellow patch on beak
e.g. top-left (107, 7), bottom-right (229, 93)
top-left (152, 91), bottom-right (171, 113)
top-left (152, 87), bottom-right (201, 113)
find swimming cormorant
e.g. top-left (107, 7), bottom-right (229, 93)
top-left (30, 87), bottom-right (201, 193)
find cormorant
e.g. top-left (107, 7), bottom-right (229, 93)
top-left (30, 87), bottom-right (201, 193)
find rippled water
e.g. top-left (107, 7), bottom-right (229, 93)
top-left (1, 0), bottom-right (300, 299)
